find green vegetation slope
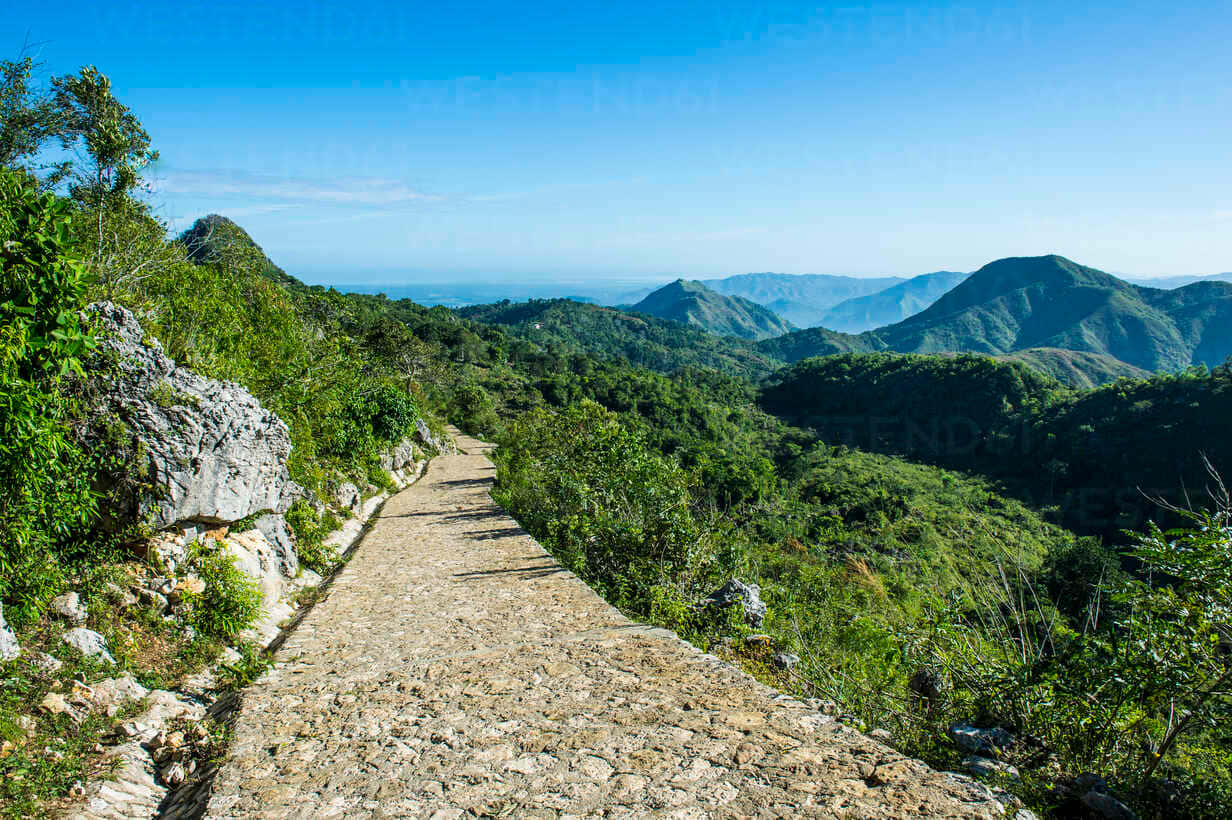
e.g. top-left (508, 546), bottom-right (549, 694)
top-left (631, 279), bottom-right (796, 340)
top-left (762, 255), bottom-right (1232, 375)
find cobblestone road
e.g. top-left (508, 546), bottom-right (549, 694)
top-left (204, 430), bottom-right (1004, 818)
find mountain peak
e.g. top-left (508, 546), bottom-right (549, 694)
top-left (633, 280), bottom-right (796, 340)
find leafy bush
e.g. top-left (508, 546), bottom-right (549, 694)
top-left (493, 400), bottom-right (721, 613)
top-left (185, 547), bottom-right (263, 641)
top-left (285, 499), bottom-right (341, 574)
top-left (0, 168), bottom-right (98, 622)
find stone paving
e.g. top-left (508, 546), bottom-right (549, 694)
top-left (203, 430), bottom-right (1006, 818)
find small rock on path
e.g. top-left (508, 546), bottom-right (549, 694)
top-left (204, 429), bottom-right (1001, 818)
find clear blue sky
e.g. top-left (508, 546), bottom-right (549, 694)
top-left (6, 1), bottom-right (1230, 283)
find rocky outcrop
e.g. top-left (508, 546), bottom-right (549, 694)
top-left (702, 579), bottom-right (767, 628)
top-left (87, 302), bottom-right (294, 529)
top-left (414, 417), bottom-right (453, 455)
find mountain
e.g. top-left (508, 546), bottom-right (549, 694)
top-left (631, 280), bottom-right (797, 341)
top-left (762, 255), bottom-right (1232, 374)
top-left (1126, 273), bottom-right (1232, 289)
top-left (701, 272), bottom-right (905, 327)
top-left (818, 271), bottom-right (969, 333)
top-left (456, 298), bottom-right (780, 381)
top-left (176, 214), bottom-right (296, 286)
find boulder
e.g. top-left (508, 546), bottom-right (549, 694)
top-left (86, 302), bottom-right (293, 529)
top-left (40, 692), bottom-right (80, 720)
top-left (63, 627), bottom-right (116, 664)
top-left (379, 437), bottom-right (418, 473)
top-left (702, 579), bottom-right (767, 628)
top-left (772, 652), bottom-right (800, 670)
top-left (333, 482), bottom-right (361, 516)
top-left (254, 513), bottom-right (299, 578)
top-left (0, 603), bottom-right (19, 661)
top-left (87, 674), bottom-right (150, 716)
top-left (227, 531), bottom-right (289, 603)
top-left (963, 755), bottom-right (1020, 781)
top-left (949, 723), bottom-right (1014, 756)
top-left (144, 533), bottom-right (188, 574)
top-left (1081, 790), bottom-right (1138, 820)
top-left (51, 591), bottom-right (88, 625)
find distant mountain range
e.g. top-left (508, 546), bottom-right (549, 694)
top-left (631, 280), bottom-right (797, 340)
top-left (818, 271), bottom-right (970, 333)
top-left (1126, 273), bottom-right (1232, 289)
top-left (760, 255), bottom-right (1232, 373)
top-left (701, 272), bottom-right (904, 327)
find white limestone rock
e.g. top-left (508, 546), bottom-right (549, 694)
top-left (52, 591), bottom-right (89, 625)
top-left (0, 603), bottom-right (19, 661)
top-left (63, 627), bottom-right (116, 665)
top-left (86, 302), bottom-right (294, 529)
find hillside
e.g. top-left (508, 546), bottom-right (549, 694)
top-left (702, 272), bottom-right (904, 327)
top-left (456, 298), bottom-right (780, 381)
top-left (762, 255), bottom-right (1232, 375)
top-left (176, 214), bottom-right (297, 286)
top-left (755, 324), bottom-right (879, 361)
top-left (999, 347), bottom-right (1151, 388)
top-left (818, 271), bottom-right (969, 333)
top-left (630, 279), bottom-right (797, 340)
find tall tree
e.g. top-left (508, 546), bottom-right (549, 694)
top-left (0, 57), bottom-right (69, 186)
top-left (52, 66), bottom-right (167, 298)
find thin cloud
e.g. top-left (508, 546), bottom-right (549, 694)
top-left (150, 168), bottom-right (443, 206)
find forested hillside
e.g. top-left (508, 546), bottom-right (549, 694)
top-left (630, 279), bottom-right (797, 340)
top-left (762, 255), bottom-right (1232, 377)
top-left (456, 297), bottom-right (780, 381)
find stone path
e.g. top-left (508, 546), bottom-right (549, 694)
top-left (203, 430), bottom-right (1006, 819)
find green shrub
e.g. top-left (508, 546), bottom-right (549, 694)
top-left (494, 400), bottom-right (721, 614)
top-left (185, 547), bottom-right (263, 641)
top-left (0, 168), bottom-right (98, 622)
top-left (285, 499), bottom-right (341, 574)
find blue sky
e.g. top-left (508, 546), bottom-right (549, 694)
top-left (5, 1), bottom-right (1230, 284)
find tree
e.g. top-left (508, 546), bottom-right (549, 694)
top-left (50, 66), bottom-right (167, 298)
top-left (0, 56), bottom-right (70, 186)
top-left (53, 66), bottom-right (157, 208)
top-left (1123, 466), bottom-right (1232, 783)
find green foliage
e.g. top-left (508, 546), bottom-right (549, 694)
top-left (52, 66), bottom-right (157, 209)
top-left (493, 401), bottom-right (721, 613)
top-left (113, 220), bottom-right (424, 496)
top-left (285, 499), bottom-right (341, 574)
top-left (999, 347), bottom-right (1150, 388)
top-left (760, 351), bottom-right (1232, 541)
top-left (215, 640), bottom-right (274, 689)
top-left (0, 57), bottom-right (70, 186)
top-left (184, 547), bottom-right (263, 642)
top-left (457, 297), bottom-right (780, 381)
top-left (762, 254), bottom-right (1232, 375)
top-left (0, 169), bottom-right (98, 621)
